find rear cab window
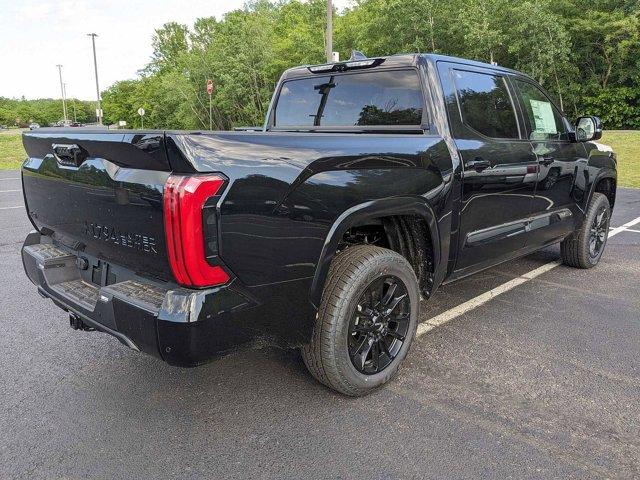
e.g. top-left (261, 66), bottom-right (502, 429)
top-left (273, 69), bottom-right (425, 129)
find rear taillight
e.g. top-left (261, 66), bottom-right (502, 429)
top-left (164, 174), bottom-right (230, 287)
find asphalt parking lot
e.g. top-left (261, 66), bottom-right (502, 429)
top-left (1, 169), bottom-right (638, 479)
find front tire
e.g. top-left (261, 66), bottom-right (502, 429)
top-left (301, 245), bottom-right (419, 396)
top-left (560, 192), bottom-right (611, 268)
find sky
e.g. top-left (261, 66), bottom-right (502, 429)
top-left (0, 0), bottom-right (350, 101)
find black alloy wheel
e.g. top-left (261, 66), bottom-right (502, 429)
top-left (589, 206), bottom-right (609, 260)
top-left (301, 245), bottom-right (419, 396)
top-left (348, 276), bottom-right (410, 374)
top-left (561, 192), bottom-right (611, 269)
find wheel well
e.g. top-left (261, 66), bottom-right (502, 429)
top-left (594, 177), bottom-right (616, 209)
top-left (340, 215), bottom-right (435, 297)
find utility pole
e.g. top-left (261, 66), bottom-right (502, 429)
top-left (325, 0), bottom-right (332, 63)
top-left (56, 65), bottom-right (68, 122)
top-left (87, 33), bottom-right (102, 125)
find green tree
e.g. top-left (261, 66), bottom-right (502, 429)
top-left (457, 0), bottom-right (509, 65)
top-left (147, 22), bottom-right (190, 73)
top-left (102, 79), bottom-right (142, 126)
top-left (505, 1), bottom-right (574, 111)
top-left (336, 0), bottom-right (464, 57)
top-left (94, 0), bottom-right (640, 131)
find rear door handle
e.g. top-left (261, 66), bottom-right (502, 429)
top-left (466, 158), bottom-right (491, 172)
top-left (538, 155), bottom-right (555, 166)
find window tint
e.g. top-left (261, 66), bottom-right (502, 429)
top-left (453, 70), bottom-right (519, 139)
top-left (274, 76), bottom-right (327, 127)
top-left (514, 79), bottom-right (567, 141)
top-left (275, 70), bottom-right (423, 127)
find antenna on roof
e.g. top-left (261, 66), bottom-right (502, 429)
top-left (349, 50), bottom-right (367, 61)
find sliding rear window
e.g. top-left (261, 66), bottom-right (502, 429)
top-left (274, 70), bottom-right (424, 128)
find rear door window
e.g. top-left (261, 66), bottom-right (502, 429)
top-left (513, 79), bottom-right (568, 141)
top-left (452, 70), bottom-right (520, 139)
top-left (275, 70), bottom-right (424, 127)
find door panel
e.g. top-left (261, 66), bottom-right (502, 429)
top-left (529, 141), bottom-right (585, 242)
top-left (511, 78), bottom-right (585, 246)
top-left (438, 65), bottom-right (538, 274)
top-left (455, 140), bottom-right (538, 272)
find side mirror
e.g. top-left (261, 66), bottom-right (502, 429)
top-left (575, 116), bottom-right (603, 142)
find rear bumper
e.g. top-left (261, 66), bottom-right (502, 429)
top-left (21, 231), bottom-right (257, 366)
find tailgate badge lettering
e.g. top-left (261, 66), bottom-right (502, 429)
top-left (84, 222), bottom-right (158, 254)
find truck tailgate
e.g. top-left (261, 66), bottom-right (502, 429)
top-left (21, 130), bottom-right (173, 281)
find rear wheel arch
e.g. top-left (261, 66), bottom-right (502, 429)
top-left (310, 197), bottom-right (440, 308)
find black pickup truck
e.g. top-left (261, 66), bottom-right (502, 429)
top-left (21, 54), bottom-right (616, 395)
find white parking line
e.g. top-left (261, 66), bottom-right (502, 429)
top-left (0, 189), bottom-right (21, 193)
top-left (417, 215), bottom-right (640, 337)
top-left (609, 216), bottom-right (640, 236)
top-left (0, 205), bottom-right (23, 210)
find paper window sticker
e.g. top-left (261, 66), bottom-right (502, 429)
top-left (529, 99), bottom-right (557, 134)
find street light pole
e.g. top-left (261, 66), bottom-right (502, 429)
top-left (325, 0), bottom-right (332, 63)
top-left (87, 33), bottom-right (102, 125)
top-left (56, 64), bottom-right (68, 122)
top-left (62, 83), bottom-right (71, 123)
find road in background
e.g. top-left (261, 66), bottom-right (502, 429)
top-left (1, 170), bottom-right (638, 479)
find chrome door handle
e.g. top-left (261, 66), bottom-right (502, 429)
top-left (538, 155), bottom-right (555, 166)
top-left (466, 158), bottom-right (491, 172)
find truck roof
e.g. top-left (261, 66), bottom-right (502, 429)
top-left (422, 53), bottom-right (521, 75)
top-left (281, 53), bottom-right (523, 80)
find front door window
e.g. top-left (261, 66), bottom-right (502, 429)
top-left (513, 80), bottom-right (567, 141)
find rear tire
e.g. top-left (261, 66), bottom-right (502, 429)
top-left (560, 192), bottom-right (611, 269)
top-left (301, 245), bottom-right (419, 396)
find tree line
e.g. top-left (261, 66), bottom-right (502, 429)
top-left (4, 0), bottom-right (639, 130)
top-left (0, 97), bottom-right (97, 127)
